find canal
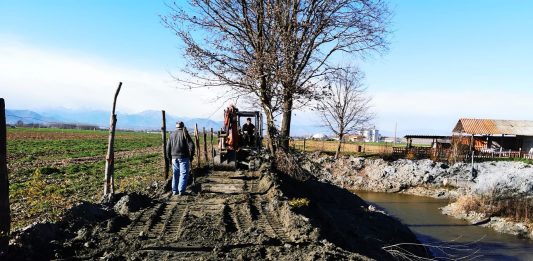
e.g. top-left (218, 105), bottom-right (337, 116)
top-left (356, 191), bottom-right (533, 260)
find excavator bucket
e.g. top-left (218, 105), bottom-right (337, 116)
top-left (213, 150), bottom-right (237, 171)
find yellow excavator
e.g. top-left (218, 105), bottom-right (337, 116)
top-left (213, 105), bottom-right (263, 170)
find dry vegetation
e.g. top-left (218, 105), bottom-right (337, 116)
top-left (453, 195), bottom-right (533, 224)
top-left (289, 139), bottom-right (399, 155)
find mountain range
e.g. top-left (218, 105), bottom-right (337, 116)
top-left (6, 109), bottom-right (223, 131)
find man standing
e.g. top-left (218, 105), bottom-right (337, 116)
top-left (166, 122), bottom-right (195, 196)
top-left (242, 118), bottom-right (256, 147)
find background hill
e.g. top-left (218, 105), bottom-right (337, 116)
top-left (6, 109), bottom-right (222, 131)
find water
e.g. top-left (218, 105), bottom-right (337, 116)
top-left (355, 191), bottom-right (533, 260)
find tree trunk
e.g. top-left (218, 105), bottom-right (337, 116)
top-left (335, 133), bottom-right (344, 159)
top-left (280, 96), bottom-right (293, 151)
top-left (261, 104), bottom-right (277, 155)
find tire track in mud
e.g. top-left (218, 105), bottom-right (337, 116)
top-left (112, 169), bottom-right (293, 258)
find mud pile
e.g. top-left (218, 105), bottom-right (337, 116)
top-left (5, 162), bottom-right (430, 260)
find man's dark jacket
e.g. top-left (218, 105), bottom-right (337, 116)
top-left (166, 127), bottom-right (195, 159)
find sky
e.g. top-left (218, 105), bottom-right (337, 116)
top-left (1, 0), bottom-right (532, 136)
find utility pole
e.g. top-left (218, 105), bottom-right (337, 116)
top-left (394, 122), bottom-right (398, 145)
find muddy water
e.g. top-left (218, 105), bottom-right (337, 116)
top-left (355, 191), bottom-right (533, 260)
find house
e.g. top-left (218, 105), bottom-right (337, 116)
top-left (311, 133), bottom-right (328, 140)
top-left (344, 134), bottom-right (365, 142)
top-left (452, 118), bottom-right (533, 153)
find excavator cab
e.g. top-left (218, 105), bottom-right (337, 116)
top-left (213, 105), bottom-right (263, 170)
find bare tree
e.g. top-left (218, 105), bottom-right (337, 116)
top-left (162, 0), bottom-right (282, 153)
top-left (318, 67), bottom-right (373, 159)
top-left (271, 0), bottom-right (390, 150)
top-left (162, 0), bottom-right (390, 153)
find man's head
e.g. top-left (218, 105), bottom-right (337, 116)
top-left (246, 118), bottom-right (252, 124)
top-left (176, 121), bottom-right (184, 129)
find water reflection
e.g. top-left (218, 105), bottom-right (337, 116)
top-left (355, 191), bottom-right (533, 260)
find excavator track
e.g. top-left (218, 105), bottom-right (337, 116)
top-left (108, 169), bottom-right (292, 259)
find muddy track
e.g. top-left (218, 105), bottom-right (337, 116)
top-left (74, 170), bottom-right (297, 259)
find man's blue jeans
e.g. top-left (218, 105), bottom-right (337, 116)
top-left (172, 157), bottom-right (190, 194)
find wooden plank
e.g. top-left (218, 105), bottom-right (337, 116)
top-left (0, 98), bottom-right (10, 253)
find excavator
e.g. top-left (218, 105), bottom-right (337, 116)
top-left (213, 105), bottom-right (263, 170)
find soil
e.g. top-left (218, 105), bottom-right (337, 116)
top-left (4, 161), bottom-right (431, 260)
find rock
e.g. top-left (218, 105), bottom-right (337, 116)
top-left (73, 228), bottom-right (89, 242)
top-left (15, 222), bottom-right (60, 253)
top-left (487, 218), bottom-right (530, 238)
top-left (423, 174), bottom-right (433, 183)
top-left (113, 194), bottom-right (151, 215)
top-left (64, 201), bottom-right (114, 229)
top-left (107, 216), bottom-right (130, 233)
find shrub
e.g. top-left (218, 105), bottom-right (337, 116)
top-left (288, 198), bottom-right (310, 209)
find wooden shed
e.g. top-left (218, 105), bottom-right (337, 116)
top-left (452, 118), bottom-right (533, 155)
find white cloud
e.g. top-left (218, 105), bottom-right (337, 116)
top-left (0, 39), bottom-right (225, 118)
top-left (2, 38), bottom-right (532, 135)
top-left (373, 89), bottom-right (533, 135)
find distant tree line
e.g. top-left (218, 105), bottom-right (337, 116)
top-left (11, 120), bottom-right (102, 130)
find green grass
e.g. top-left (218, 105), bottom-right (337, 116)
top-left (6, 127), bottom-right (167, 230)
top-left (7, 128), bottom-right (161, 163)
top-left (6, 127), bottom-right (219, 230)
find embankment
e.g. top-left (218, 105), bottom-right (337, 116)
top-left (301, 153), bottom-right (533, 239)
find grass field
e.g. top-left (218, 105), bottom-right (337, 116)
top-left (7, 127), bottom-right (167, 230)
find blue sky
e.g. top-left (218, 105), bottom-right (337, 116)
top-left (1, 0), bottom-right (532, 136)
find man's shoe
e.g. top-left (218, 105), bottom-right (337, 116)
top-left (172, 191), bottom-right (178, 196)
top-left (178, 191), bottom-right (188, 196)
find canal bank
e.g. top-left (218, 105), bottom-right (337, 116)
top-left (356, 191), bottom-right (533, 260)
top-left (301, 154), bottom-right (533, 239)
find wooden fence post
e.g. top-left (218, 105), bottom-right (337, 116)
top-left (161, 110), bottom-right (169, 179)
top-left (0, 98), bottom-right (10, 254)
top-left (203, 127), bottom-right (208, 163)
top-left (104, 82), bottom-right (122, 196)
top-left (210, 128), bottom-right (214, 166)
top-left (194, 124), bottom-right (200, 168)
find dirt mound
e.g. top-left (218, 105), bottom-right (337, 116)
top-left (4, 160), bottom-right (430, 260)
